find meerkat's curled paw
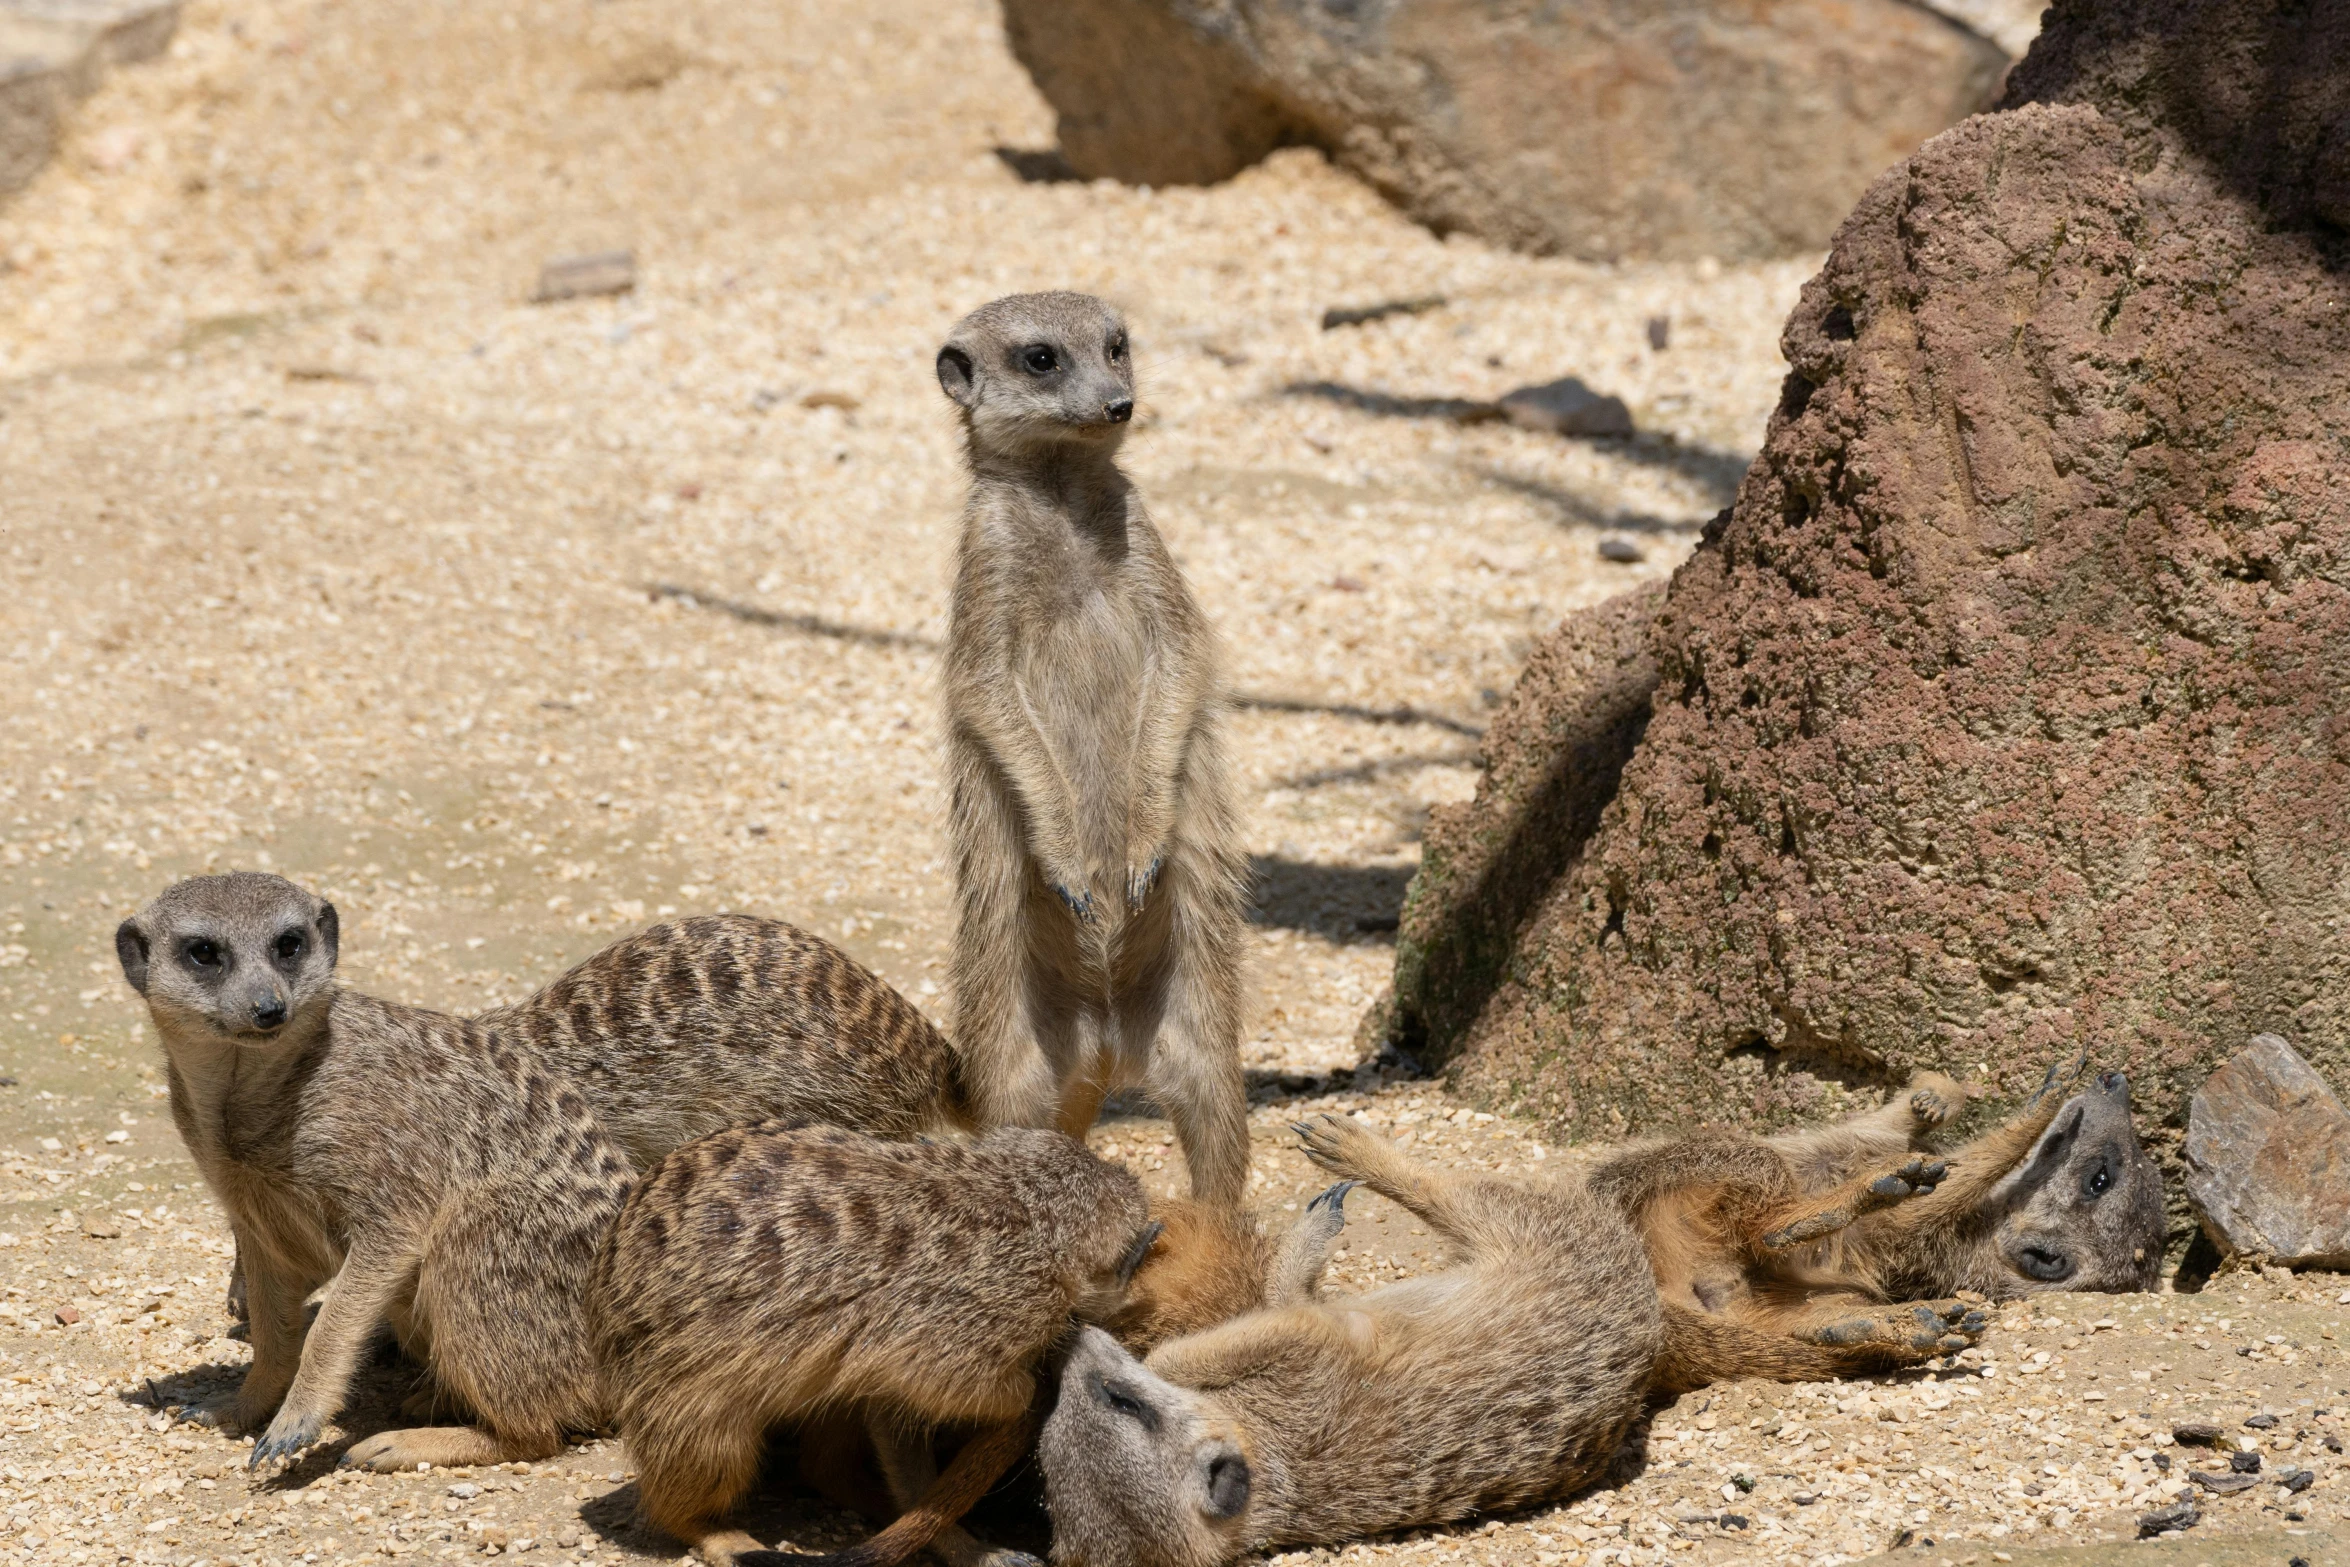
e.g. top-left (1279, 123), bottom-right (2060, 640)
top-left (1053, 883), bottom-right (1101, 925)
top-left (1904, 1073), bottom-right (1966, 1129)
top-left (1125, 855), bottom-right (1164, 912)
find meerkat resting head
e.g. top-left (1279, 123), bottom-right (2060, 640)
top-left (116, 872), bottom-right (339, 1044)
top-left (936, 291), bottom-right (1134, 461)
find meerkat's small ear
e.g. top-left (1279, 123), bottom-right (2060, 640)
top-left (936, 344), bottom-right (977, 408)
top-left (115, 920), bottom-right (151, 994)
top-left (315, 902), bottom-right (340, 969)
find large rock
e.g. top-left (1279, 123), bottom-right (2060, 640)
top-left (2182, 1036), bottom-right (2350, 1270)
top-left (1386, 0), bottom-right (2350, 1141)
top-left (1000, 0), bottom-right (2008, 261)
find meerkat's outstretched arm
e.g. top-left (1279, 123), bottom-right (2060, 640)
top-left (1652, 1299), bottom-right (1985, 1396)
top-left (1849, 1054), bottom-right (2084, 1233)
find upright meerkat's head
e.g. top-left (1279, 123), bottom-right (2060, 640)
top-left (1989, 1072), bottom-right (2166, 1294)
top-left (1040, 1327), bottom-right (1260, 1567)
top-left (116, 873), bottom-right (339, 1045)
top-left (936, 291), bottom-right (1135, 458)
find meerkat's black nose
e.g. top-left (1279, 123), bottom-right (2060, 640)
top-left (252, 997), bottom-right (288, 1029)
top-left (1105, 398), bottom-right (1134, 423)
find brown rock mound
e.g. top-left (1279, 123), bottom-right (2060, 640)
top-left (1388, 0), bottom-right (2350, 1141)
top-left (998, 0), bottom-right (2006, 261)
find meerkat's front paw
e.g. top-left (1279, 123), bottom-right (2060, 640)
top-left (1125, 854), bottom-right (1164, 912)
top-left (1053, 883), bottom-right (1101, 925)
top-left (1761, 1156), bottom-right (1946, 1250)
top-left (230, 1371), bottom-right (292, 1435)
top-left (2022, 1048), bottom-right (2090, 1110)
top-left (250, 1406), bottom-right (325, 1469)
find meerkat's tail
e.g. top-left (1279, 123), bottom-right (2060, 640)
top-left (738, 1414), bottom-right (1037, 1567)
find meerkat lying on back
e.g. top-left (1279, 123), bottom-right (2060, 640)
top-left (936, 292), bottom-right (1250, 1205)
top-left (1040, 1116), bottom-right (1663, 1566)
top-left (591, 1122), bottom-right (1157, 1567)
top-left (116, 876), bottom-right (981, 1470)
top-left (1595, 1059), bottom-right (2162, 1395)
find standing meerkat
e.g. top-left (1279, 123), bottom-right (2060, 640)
top-left (936, 291), bottom-right (1250, 1205)
top-left (115, 872), bottom-right (630, 1470)
top-left (590, 1122), bottom-right (1158, 1567)
top-left (1038, 1117), bottom-right (1665, 1566)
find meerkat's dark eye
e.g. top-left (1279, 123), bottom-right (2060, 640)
top-left (1021, 345), bottom-right (1058, 375)
top-left (2081, 1156), bottom-right (2112, 1199)
top-left (1107, 335), bottom-right (1127, 362)
top-left (274, 930), bottom-right (306, 963)
top-left (185, 939), bottom-right (222, 969)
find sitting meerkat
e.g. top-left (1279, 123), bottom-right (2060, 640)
top-left (1037, 1116), bottom-right (1664, 1567)
top-left (115, 872), bottom-right (631, 1470)
top-left (590, 1122), bottom-right (1158, 1567)
top-left (935, 291), bottom-right (1250, 1205)
top-left (1595, 1056), bottom-right (2164, 1395)
top-left (117, 875), bottom-right (979, 1471)
top-left (211, 904), bottom-right (977, 1336)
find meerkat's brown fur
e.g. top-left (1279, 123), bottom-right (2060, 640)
top-left (937, 291), bottom-right (1250, 1204)
top-left (1596, 1057), bottom-right (2163, 1393)
top-left (1039, 1116), bottom-right (1664, 1567)
top-left (591, 1122), bottom-right (1157, 1567)
top-left (115, 872), bottom-right (633, 1471)
top-left (482, 913), bottom-right (978, 1159)
top-left (1105, 1198), bottom-right (1274, 1356)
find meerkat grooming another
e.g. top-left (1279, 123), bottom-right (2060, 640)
top-left (115, 873), bottom-right (630, 1470)
top-left (1039, 1117), bottom-right (1662, 1567)
top-left (591, 1122), bottom-right (1158, 1567)
top-left (936, 292), bottom-right (1250, 1205)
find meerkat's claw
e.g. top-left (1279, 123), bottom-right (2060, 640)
top-left (2024, 1049), bottom-right (2090, 1110)
top-left (1054, 884), bottom-right (1100, 925)
top-left (1307, 1179), bottom-right (1359, 1215)
top-left (249, 1410), bottom-right (322, 1468)
top-left (1125, 856), bottom-right (1164, 912)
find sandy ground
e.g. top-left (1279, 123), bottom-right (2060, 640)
top-left (0, 0), bottom-right (2343, 1564)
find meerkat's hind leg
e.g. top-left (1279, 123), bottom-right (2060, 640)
top-left (1266, 1181), bottom-right (1354, 1306)
top-left (1757, 1156), bottom-right (1948, 1251)
top-left (339, 1423), bottom-right (562, 1471)
top-left (1291, 1115), bottom-right (1504, 1258)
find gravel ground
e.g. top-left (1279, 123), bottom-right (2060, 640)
top-left (0, 0), bottom-right (2343, 1564)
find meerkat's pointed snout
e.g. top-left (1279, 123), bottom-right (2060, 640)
top-left (1106, 397), bottom-right (1134, 423)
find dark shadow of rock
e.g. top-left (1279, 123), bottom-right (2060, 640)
top-left (1249, 854), bottom-right (1414, 940)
